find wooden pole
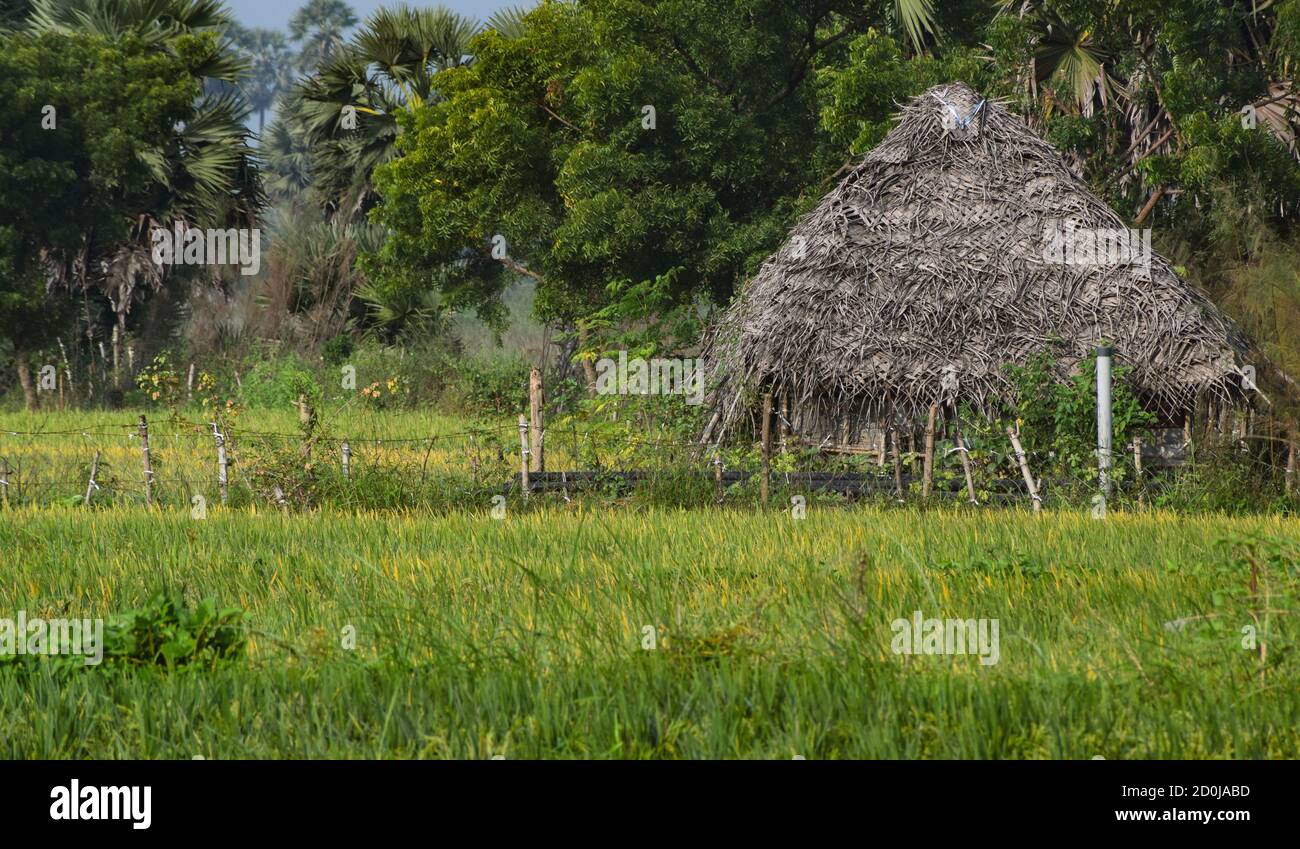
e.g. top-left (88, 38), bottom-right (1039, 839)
top-left (921, 404), bottom-right (938, 498)
top-left (1132, 435), bottom-right (1143, 505)
top-left (187, 362), bottom-right (196, 401)
top-left (779, 389), bottom-right (790, 453)
top-left (1287, 433), bottom-right (1296, 495)
top-left (891, 427), bottom-right (903, 499)
top-left (955, 426), bottom-right (978, 505)
top-left (877, 427), bottom-right (887, 467)
top-left (213, 422), bottom-right (228, 506)
top-left (1006, 426), bottom-right (1041, 512)
top-left (0, 458), bottom-right (9, 509)
top-left (760, 392), bottom-right (773, 506)
top-left (341, 440), bottom-right (351, 479)
top-left (84, 450), bottom-right (100, 506)
top-left (713, 451), bottom-right (724, 503)
top-left (518, 415), bottom-right (530, 500)
top-left (139, 415), bottom-right (153, 505)
top-left (529, 366), bottom-right (544, 473)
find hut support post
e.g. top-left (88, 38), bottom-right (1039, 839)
top-left (1096, 346), bottom-right (1113, 498)
top-left (921, 404), bottom-right (937, 498)
top-left (1006, 427), bottom-right (1041, 513)
top-left (760, 392), bottom-right (773, 506)
top-left (891, 428), bottom-right (903, 499)
top-left (779, 390), bottom-right (789, 453)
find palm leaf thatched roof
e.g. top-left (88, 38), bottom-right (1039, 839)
top-left (704, 82), bottom-right (1263, 442)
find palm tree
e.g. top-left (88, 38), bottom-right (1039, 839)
top-left (230, 25), bottom-right (298, 133)
top-left (293, 3), bottom-right (483, 219)
top-left (289, 0), bottom-right (357, 73)
top-left (892, 0), bottom-right (938, 54)
top-left (27, 0), bottom-right (264, 381)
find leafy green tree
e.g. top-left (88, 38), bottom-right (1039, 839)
top-left (0, 30), bottom-right (198, 407)
top-left (23, 0), bottom-right (263, 388)
top-left (367, 0), bottom-right (890, 346)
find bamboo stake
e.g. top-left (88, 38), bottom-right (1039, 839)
top-left (921, 403), bottom-right (937, 498)
top-left (139, 415), bottom-right (153, 505)
top-left (84, 450), bottom-right (100, 506)
top-left (1287, 434), bottom-right (1296, 495)
top-left (518, 415), bottom-right (530, 500)
top-left (779, 389), bottom-right (790, 453)
top-left (954, 426), bottom-right (978, 505)
top-left (1006, 426), bottom-right (1041, 513)
top-left (213, 422), bottom-right (228, 506)
top-left (760, 392), bottom-right (773, 506)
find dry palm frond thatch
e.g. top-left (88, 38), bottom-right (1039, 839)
top-left (705, 82), bottom-right (1265, 443)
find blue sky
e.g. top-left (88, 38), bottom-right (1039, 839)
top-left (223, 0), bottom-right (526, 31)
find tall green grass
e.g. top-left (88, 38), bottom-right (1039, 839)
top-left (1, 505), bottom-right (1296, 757)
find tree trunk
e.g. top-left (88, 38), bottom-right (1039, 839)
top-left (577, 323), bottom-right (597, 397)
top-left (13, 345), bottom-right (35, 410)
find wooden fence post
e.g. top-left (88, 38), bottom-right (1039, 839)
top-left (139, 415), bottom-right (153, 505)
top-left (212, 422), bottom-right (228, 506)
top-left (187, 362), bottom-right (196, 401)
top-left (955, 426), bottom-right (978, 505)
top-left (341, 440), bottom-right (351, 480)
top-left (760, 392), bottom-right (773, 505)
top-left (713, 450), bottom-right (724, 503)
top-left (921, 403), bottom-right (938, 498)
top-left (0, 458), bottom-right (9, 509)
top-left (1287, 432), bottom-right (1296, 494)
top-left (1006, 426), bottom-right (1041, 513)
top-left (518, 415), bottom-right (531, 500)
top-left (84, 450), bottom-right (100, 506)
top-left (529, 366), bottom-right (545, 473)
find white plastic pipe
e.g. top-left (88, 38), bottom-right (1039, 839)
top-left (1096, 346), bottom-right (1113, 497)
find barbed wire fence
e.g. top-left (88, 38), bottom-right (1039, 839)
top-left (0, 406), bottom-right (1295, 512)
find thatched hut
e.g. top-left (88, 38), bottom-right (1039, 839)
top-left (704, 82), bottom-right (1268, 451)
